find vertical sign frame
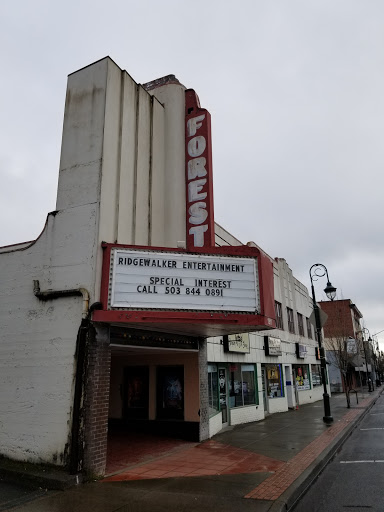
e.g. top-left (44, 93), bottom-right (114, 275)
top-left (185, 90), bottom-right (215, 250)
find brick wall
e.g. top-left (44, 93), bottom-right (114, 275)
top-left (83, 325), bottom-right (111, 477)
top-left (319, 300), bottom-right (354, 339)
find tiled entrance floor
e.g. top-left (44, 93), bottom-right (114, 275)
top-left (105, 431), bottom-right (195, 475)
top-left (104, 436), bottom-right (285, 481)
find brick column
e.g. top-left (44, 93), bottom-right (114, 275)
top-left (83, 324), bottom-right (111, 477)
top-left (198, 338), bottom-right (210, 441)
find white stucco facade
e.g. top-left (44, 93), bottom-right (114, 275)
top-left (0, 58), bottom-right (189, 466)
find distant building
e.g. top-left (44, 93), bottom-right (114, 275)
top-left (319, 299), bottom-right (368, 392)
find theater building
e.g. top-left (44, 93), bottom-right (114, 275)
top-left (0, 57), bottom-right (328, 477)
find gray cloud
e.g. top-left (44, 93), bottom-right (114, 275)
top-left (1, 0), bottom-right (383, 347)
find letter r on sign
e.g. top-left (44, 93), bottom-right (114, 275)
top-left (188, 157), bottom-right (207, 180)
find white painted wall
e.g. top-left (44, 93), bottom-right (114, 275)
top-left (229, 405), bottom-right (264, 426)
top-left (267, 398), bottom-right (288, 414)
top-left (215, 223), bottom-right (243, 247)
top-left (0, 57), bottom-right (189, 465)
top-left (296, 386), bottom-right (324, 406)
top-left (209, 412), bottom-right (223, 437)
top-left (148, 83), bottom-right (186, 248)
top-left (0, 215), bottom-right (87, 463)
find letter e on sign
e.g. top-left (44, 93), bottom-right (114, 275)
top-left (185, 90), bottom-right (215, 250)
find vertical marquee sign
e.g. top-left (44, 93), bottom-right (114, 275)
top-left (185, 90), bottom-right (215, 250)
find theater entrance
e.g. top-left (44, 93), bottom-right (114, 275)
top-left (106, 328), bottom-right (201, 474)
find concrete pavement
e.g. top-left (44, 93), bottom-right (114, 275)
top-left (4, 387), bottom-right (383, 512)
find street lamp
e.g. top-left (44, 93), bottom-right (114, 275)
top-left (361, 327), bottom-right (373, 391)
top-left (309, 263), bottom-right (336, 424)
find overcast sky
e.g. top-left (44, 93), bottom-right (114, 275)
top-left (1, 1), bottom-right (383, 350)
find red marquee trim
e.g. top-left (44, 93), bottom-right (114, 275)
top-left (96, 243), bottom-right (276, 336)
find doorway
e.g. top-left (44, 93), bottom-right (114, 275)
top-left (292, 367), bottom-right (299, 407)
top-left (124, 366), bottom-right (149, 421)
top-left (218, 367), bottom-right (228, 425)
top-left (261, 366), bottom-right (268, 412)
top-left (285, 365), bottom-right (294, 409)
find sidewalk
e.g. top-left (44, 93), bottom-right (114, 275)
top-left (7, 387), bottom-right (383, 512)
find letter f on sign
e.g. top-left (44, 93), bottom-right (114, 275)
top-left (187, 114), bottom-right (205, 137)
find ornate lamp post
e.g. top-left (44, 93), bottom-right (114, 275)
top-left (361, 327), bottom-right (373, 391)
top-left (372, 331), bottom-right (383, 386)
top-left (309, 263), bottom-right (337, 424)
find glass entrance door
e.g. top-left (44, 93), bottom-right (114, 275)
top-left (261, 366), bottom-right (268, 412)
top-left (218, 367), bottom-right (228, 424)
top-left (124, 366), bottom-right (149, 421)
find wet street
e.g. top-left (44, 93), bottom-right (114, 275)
top-left (0, 479), bottom-right (50, 511)
top-left (293, 392), bottom-right (384, 511)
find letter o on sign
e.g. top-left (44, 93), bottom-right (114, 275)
top-left (188, 136), bottom-right (206, 157)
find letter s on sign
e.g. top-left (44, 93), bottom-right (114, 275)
top-left (189, 202), bottom-right (208, 225)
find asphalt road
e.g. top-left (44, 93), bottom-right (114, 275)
top-left (293, 392), bottom-right (384, 512)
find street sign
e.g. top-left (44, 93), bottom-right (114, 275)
top-left (347, 338), bottom-right (358, 354)
top-left (309, 308), bottom-right (328, 328)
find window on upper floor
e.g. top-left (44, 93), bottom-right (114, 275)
top-left (306, 317), bottom-right (313, 339)
top-left (275, 301), bottom-right (284, 329)
top-left (297, 313), bottom-right (305, 336)
top-left (287, 307), bottom-right (295, 334)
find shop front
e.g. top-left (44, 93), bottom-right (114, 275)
top-left (208, 360), bottom-right (259, 434)
top-left (291, 346), bottom-right (325, 406)
top-left (261, 363), bottom-right (285, 413)
top-left (261, 335), bottom-right (285, 413)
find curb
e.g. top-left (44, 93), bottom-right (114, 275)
top-left (268, 389), bottom-right (383, 512)
top-left (0, 461), bottom-right (82, 491)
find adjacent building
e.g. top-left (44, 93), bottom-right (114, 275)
top-left (319, 299), bottom-right (373, 392)
top-left (207, 250), bottom-right (325, 437)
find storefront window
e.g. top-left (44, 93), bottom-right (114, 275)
top-left (265, 364), bottom-right (284, 398)
top-left (208, 364), bottom-right (219, 415)
top-left (293, 364), bottom-right (311, 390)
top-left (228, 364), bottom-right (256, 407)
top-left (311, 364), bottom-right (323, 387)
